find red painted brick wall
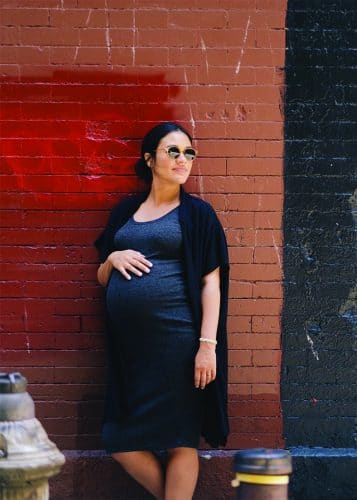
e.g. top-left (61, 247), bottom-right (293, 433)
top-left (0, 0), bottom-right (286, 451)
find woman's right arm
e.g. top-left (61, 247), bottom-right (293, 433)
top-left (97, 258), bottom-right (114, 287)
top-left (97, 250), bottom-right (153, 287)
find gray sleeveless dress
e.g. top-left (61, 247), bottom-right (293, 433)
top-left (103, 207), bottom-right (202, 452)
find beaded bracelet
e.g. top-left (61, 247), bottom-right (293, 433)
top-left (199, 337), bottom-right (217, 345)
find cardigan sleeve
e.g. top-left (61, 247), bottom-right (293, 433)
top-left (201, 206), bottom-right (229, 278)
top-left (94, 211), bottom-right (116, 263)
top-left (196, 201), bottom-right (230, 447)
top-left (94, 200), bottom-right (126, 263)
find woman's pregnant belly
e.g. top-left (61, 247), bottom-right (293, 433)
top-left (106, 258), bottom-right (192, 323)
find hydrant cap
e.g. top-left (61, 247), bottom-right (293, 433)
top-left (234, 448), bottom-right (292, 475)
top-left (0, 373), bottom-right (34, 421)
top-left (0, 373), bottom-right (27, 393)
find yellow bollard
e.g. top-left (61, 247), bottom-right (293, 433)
top-left (232, 448), bottom-right (292, 500)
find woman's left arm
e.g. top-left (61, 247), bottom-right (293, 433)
top-left (194, 267), bottom-right (220, 390)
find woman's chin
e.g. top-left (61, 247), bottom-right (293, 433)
top-left (174, 172), bottom-right (190, 184)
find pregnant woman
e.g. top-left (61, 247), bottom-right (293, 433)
top-left (95, 122), bottom-right (229, 500)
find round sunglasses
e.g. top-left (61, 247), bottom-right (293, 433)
top-left (155, 146), bottom-right (197, 161)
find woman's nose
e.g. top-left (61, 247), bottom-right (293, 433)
top-left (177, 152), bottom-right (187, 161)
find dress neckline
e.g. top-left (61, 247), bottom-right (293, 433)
top-left (131, 205), bottom-right (179, 224)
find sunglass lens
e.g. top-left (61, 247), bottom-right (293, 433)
top-left (167, 147), bottom-right (180, 159)
top-left (184, 148), bottom-right (196, 160)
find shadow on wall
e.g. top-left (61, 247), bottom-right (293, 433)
top-left (1, 70), bottom-right (187, 450)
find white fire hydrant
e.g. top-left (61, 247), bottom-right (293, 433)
top-left (0, 372), bottom-right (65, 499)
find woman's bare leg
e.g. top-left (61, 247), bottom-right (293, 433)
top-left (165, 447), bottom-right (199, 500)
top-left (112, 450), bottom-right (165, 499)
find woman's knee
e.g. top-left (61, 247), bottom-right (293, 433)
top-left (111, 450), bottom-right (139, 468)
top-left (112, 450), bottom-right (160, 470)
top-left (167, 447), bottom-right (198, 460)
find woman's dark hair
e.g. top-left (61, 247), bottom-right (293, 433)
top-left (134, 122), bottom-right (193, 183)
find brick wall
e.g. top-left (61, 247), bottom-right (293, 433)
top-left (281, 2), bottom-right (357, 497)
top-left (282, 1), bottom-right (356, 448)
top-left (0, 0), bottom-right (286, 453)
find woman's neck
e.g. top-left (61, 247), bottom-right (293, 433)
top-left (146, 182), bottom-right (181, 207)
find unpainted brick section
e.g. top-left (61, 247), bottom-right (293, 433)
top-left (0, 1), bottom-right (286, 452)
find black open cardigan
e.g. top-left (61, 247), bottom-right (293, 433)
top-left (95, 187), bottom-right (230, 447)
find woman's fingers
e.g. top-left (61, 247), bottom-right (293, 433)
top-left (112, 250), bottom-right (153, 278)
top-left (132, 259), bottom-right (152, 273)
top-left (134, 252), bottom-right (153, 268)
top-left (119, 262), bottom-right (146, 279)
top-left (194, 368), bottom-right (199, 389)
top-left (118, 266), bottom-right (132, 280)
top-left (129, 252), bottom-right (152, 273)
top-left (194, 369), bottom-right (216, 389)
top-left (206, 371), bottom-right (216, 387)
top-left (127, 263), bottom-right (143, 277)
top-left (199, 371), bottom-right (207, 390)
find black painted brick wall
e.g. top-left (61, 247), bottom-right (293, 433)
top-left (282, 0), bottom-right (357, 447)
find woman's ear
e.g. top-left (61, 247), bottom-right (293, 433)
top-left (144, 153), bottom-right (152, 167)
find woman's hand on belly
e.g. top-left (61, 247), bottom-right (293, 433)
top-left (108, 250), bottom-right (153, 280)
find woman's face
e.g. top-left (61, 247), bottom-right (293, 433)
top-left (145, 131), bottom-right (195, 186)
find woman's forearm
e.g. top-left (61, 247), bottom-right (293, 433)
top-left (97, 258), bottom-right (113, 287)
top-left (200, 269), bottom-right (220, 342)
top-left (194, 269), bottom-right (220, 388)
